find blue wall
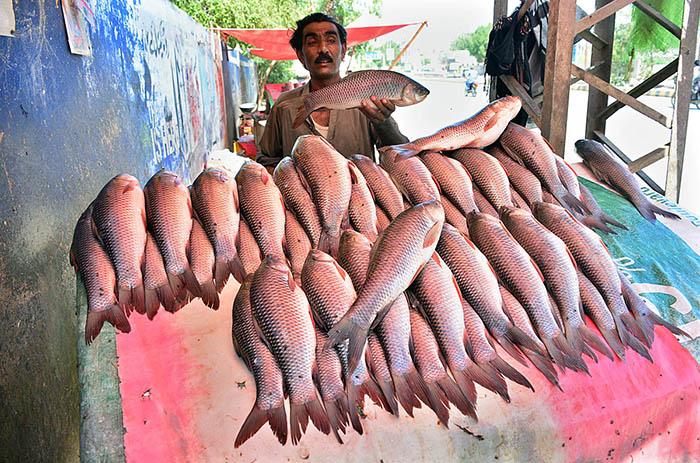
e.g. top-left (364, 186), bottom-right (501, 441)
top-left (0, 1), bottom-right (235, 459)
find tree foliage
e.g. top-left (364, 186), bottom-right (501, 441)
top-left (450, 24), bottom-right (491, 63)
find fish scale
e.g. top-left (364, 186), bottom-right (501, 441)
top-left (237, 217), bottom-right (262, 278)
top-left (284, 210), bottom-right (312, 285)
top-left (380, 148), bottom-right (440, 206)
top-left (350, 154), bottom-right (405, 220)
top-left (274, 157), bottom-right (323, 247)
top-left (314, 329), bottom-right (350, 444)
top-left (420, 151), bottom-right (477, 216)
top-left (347, 162), bottom-right (378, 242)
top-left (143, 230), bottom-right (177, 317)
top-left (488, 145), bottom-right (544, 207)
top-left (189, 218), bottom-right (219, 310)
top-left (451, 148), bottom-right (513, 210)
top-left (250, 256), bottom-right (330, 445)
top-left (233, 276), bottom-right (287, 448)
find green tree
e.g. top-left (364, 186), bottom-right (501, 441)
top-left (450, 24), bottom-right (491, 63)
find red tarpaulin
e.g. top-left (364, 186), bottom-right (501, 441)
top-left (215, 23), bottom-right (422, 61)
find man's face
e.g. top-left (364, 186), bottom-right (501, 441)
top-left (296, 21), bottom-right (345, 81)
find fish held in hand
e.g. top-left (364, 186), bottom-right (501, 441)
top-left (292, 70), bottom-right (429, 128)
top-left (71, 204), bottom-right (131, 344)
top-left (91, 174), bottom-right (148, 315)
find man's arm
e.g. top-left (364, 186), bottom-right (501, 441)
top-left (360, 96), bottom-right (409, 147)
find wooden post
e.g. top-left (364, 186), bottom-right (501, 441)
top-left (665, 0), bottom-right (700, 202)
top-left (489, 0), bottom-right (509, 102)
top-left (585, 0), bottom-right (616, 139)
top-left (541, 0), bottom-right (576, 155)
top-left (389, 22), bottom-right (427, 70)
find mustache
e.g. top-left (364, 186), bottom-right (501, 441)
top-left (315, 53), bottom-right (333, 63)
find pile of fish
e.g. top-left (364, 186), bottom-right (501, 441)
top-left (71, 94), bottom-right (688, 449)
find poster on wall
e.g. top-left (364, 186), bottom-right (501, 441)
top-left (0, 0), bottom-right (15, 37)
top-left (61, 0), bottom-right (93, 56)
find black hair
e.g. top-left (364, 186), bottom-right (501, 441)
top-left (289, 13), bottom-right (347, 51)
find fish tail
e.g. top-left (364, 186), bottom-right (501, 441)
top-left (491, 355), bottom-right (534, 392)
top-left (523, 348), bottom-right (562, 391)
top-left (436, 375), bottom-right (477, 420)
top-left (131, 284), bottom-right (146, 315)
top-left (214, 257), bottom-right (231, 292)
top-left (364, 348), bottom-right (399, 416)
top-left (637, 201), bottom-right (681, 222)
top-left (452, 369), bottom-right (478, 406)
top-left (616, 312), bottom-right (653, 361)
top-left (563, 320), bottom-right (598, 363)
top-left (228, 256), bottom-right (246, 285)
top-left (156, 281), bottom-right (178, 315)
top-left (181, 267), bottom-right (203, 299)
top-left (345, 379), bottom-right (367, 434)
top-left (85, 305), bottom-right (131, 345)
top-left (600, 212), bottom-right (628, 231)
top-left (167, 272), bottom-right (188, 305)
top-left (495, 333), bottom-right (528, 367)
top-left (323, 397), bottom-right (348, 444)
top-left (598, 326), bottom-right (627, 362)
top-left (234, 403), bottom-right (288, 448)
top-left (646, 310), bottom-right (690, 338)
top-left (407, 367), bottom-right (450, 426)
top-left (506, 322), bottom-right (547, 358)
top-left (557, 188), bottom-right (590, 215)
top-left (579, 324), bottom-right (615, 362)
top-left (117, 286), bottom-right (134, 316)
top-left (543, 333), bottom-right (590, 375)
top-left (467, 363), bottom-right (510, 403)
top-left (292, 104), bottom-right (311, 130)
top-left (290, 395), bottom-right (331, 446)
top-left (199, 280), bottom-right (220, 310)
top-left (325, 317), bottom-right (369, 375)
top-left (620, 311), bottom-right (652, 348)
top-left (581, 215), bottom-right (617, 235)
top-left (623, 325), bottom-right (654, 362)
top-left (144, 287), bottom-right (161, 320)
top-left (391, 372), bottom-right (421, 417)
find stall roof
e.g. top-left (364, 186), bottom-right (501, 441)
top-left (214, 23), bottom-right (422, 60)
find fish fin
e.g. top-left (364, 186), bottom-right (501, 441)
top-left (430, 173), bottom-right (442, 194)
top-left (452, 370), bottom-right (477, 406)
top-left (466, 363), bottom-right (510, 403)
top-left (646, 310), bottom-right (690, 338)
top-left (506, 321), bottom-right (547, 358)
top-left (323, 397), bottom-right (348, 444)
top-left (598, 325), bottom-right (627, 362)
top-left (643, 202), bottom-right (681, 222)
top-left (621, 289), bottom-right (656, 347)
top-left (579, 324), bottom-right (615, 362)
top-left (483, 113), bottom-right (500, 132)
top-left (491, 355), bottom-right (534, 392)
top-left (144, 287), bottom-right (161, 320)
top-left (199, 280), bottom-right (220, 310)
top-left (181, 267), bottom-right (203, 299)
top-left (167, 272), bottom-right (186, 306)
top-left (620, 311), bottom-right (653, 349)
top-left (228, 257), bottom-right (246, 285)
top-left (235, 402), bottom-right (288, 448)
top-left (389, 144), bottom-right (420, 158)
top-left (543, 333), bottom-right (589, 374)
top-left (347, 161), bottom-right (359, 184)
top-left (557, 190), bottom-right (591, 215)
top-left (616, 314), bottom-right (653, 362)
top-left (117, 287), bottom-right (134, 316)
top-left (344, 377), bottom-right (367, 433)
top-left (409, 367), bottom-right (451, 427)
top-left (364, 343), bottom-right (399, 416)
top-left (523, 348), bottom-right (562, 391)
top-left (600, 212), bottom-right (628, 231)
top-left (292, 104), bottom-right (312, 129)
top-left (436, 375), bottom-right (477, 420)
top-left (132, 279), bottom-right (146, 313)
top-left (156, 280), bottom-right (178, 314)
top-left (391, 372), bottom-right (421, 417)
top-left (563, 319), bottom-right (597, 364)
top-left (288, 402), bottom-right (309, 446)
top-left (325, 316), bottom-right (369, 375)
top-left (357, 365), bottom-right (389, 417)
top-left (581, 215), bottom-right (617, 235)
top-left (85, 305), bottom-right (131, 345)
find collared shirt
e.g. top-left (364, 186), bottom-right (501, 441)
top-left (256, 82), bottom-right (405, 167)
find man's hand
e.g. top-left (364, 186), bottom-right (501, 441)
top-left (359, 95), bottom-right (396, 125)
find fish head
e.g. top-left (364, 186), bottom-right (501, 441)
top-left (273, 156), bottom-right (294, 181)
top-left (399, 80), bottom-right (430, 106)
top-left (498, 205), bottom-right (527, 223)
top-left (349, 154), bottom-right (371, 167)
top-left (305, 248), bottom-right (334, 265)
top-left (531, 201), bottom-right (565, 223)
top-left (421, 199), bottom-right (446, 224)
top-left (466, 210), bottom-right (498, 229)
top-left (339, 229), bottom-right (372, 251)
top-left (202, 167), bottom-right (229, 183)
top-left (292, 135), bottom-right (336, 163)
top-left (574, 139), bottom-right (610, 164)
top-left (261, 254), bottom-right (291, 274)
top-left (492, 95), bottom-right (523, 119)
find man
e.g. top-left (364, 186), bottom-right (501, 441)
top-left (256, 13), bottom-right (409, 168)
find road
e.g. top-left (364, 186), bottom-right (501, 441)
top-left (392, 77), bottom-right (700, 213)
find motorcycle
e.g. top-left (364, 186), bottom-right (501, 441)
top-left (464, 80), bottom-right (478, 97)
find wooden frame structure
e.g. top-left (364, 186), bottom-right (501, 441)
top-left (491, 0), bottom-right (699, 201)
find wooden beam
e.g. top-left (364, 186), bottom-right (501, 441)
top-left (629, 146), bottom-right (668, 172)
top-left (571, 64), bottom-right (670, 127)
top-left (576, 29), bottom-right (609, 49)
top-left (575, 0), bottom-right (635, 35)
top-left (489, 0), bottom-right (509, 102)
top-left (541, 0), bottom-right (576, 155)
top-left (585, 0), bottom-right (616, 139)
top-left (633, 0), bottom-right (682, 39)
top-left (598, 58), bottom-right (679, 120)
top-left (571, 61), bottom-right (606, 86)
top-left (665, 0), bottom-right (700, 202)
top-left (593, 130), bottom-right (665, 194)
top-left (500, 75), bottom-right (542, 128)
top-left (389, 21), bottom-right (427, 70)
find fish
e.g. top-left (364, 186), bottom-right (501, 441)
top-left (380, 147), bottom-right (440, 206)
top-left (237, 217), bottom-right (262, 278)
top-left (237, 161), bottom-right (287, 260)
top-left (292, 70), bottom-right (430, 129)
top-left (407, 306), bottom-right (476, 419)
top-left (435, 223), bottom-right (544, 365)
top-left (575, 139), bottom-right (680, 222)
top-left (375, 206), bottom-right (391, 233)
top-left (91, 174), bottom-right (147, 315)
top-left (347, 162), bottom-right (379, 242)
top-left (190, 167), bottom-right (244, 289)
top-left (326, 200), bottom-right (445, 374)
top-left (232, 275), bottom-right (287, 447)
top-left (575, 182), bottom-right (628, 235)
top-left (488, 145), bottom-right (544, 207)
top-left (499, 284), bottom-right (561, 389)
top-left (412, 253), bottom-right (509, 402)
top-left (451, 148), bottom-right (513, 210)
top-left (143, 170), bottom-right (202, 305)
top-left (350, 154), bottom-right (405, 219)
top-left (337, 229), bottom-right (373, 292)
top-left (70, 204), bottom-right (131, 344)
top-left (365, 332), bottom-right (399, 415)
top-left (382, 95), bottom-right (522, 156)
top-left (510, 187), bottom-right (531, 212)
top-left (577, 269), bottom-right (626, 361)
top-left (467, 211), bottom-right (588, 373)
top-left (300, 249), bottom-right (385, 432)
top-left (420, 151), bottom-right (477, 216)
top-left (189, 218), bottom-right (220, 310)
top-left (499, 206), bottom-right (613, 361)
top-left (284, 210), bottom-right (312, 285)
top-left (472, 186), bottom-right (498, 217)
top-left (273, 157), bottom-right (323, 248)
top-left (554, 156), bottom-right (582, 200)
top-left (440, 194), bottom-right (470, 237)
top-left (500, 123), bottom-right (588, 215)
top-left (250, 256), bottom-right (330, 444)
top-left (461, 298), bottom-right (533, 392)
top-left (292, 135), bottom-right (354, 256)
top-left (532, 202), bottom-right (652, 362)
top-left (142, 230), bottom-right (178, 318)
top-left (314, 329), bottom-right (351, 443)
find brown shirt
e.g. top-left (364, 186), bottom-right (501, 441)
top-left (256, 82), bottom-right (407, 167)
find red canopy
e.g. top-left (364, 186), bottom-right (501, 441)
top-left (215, 23), bottom-right (422, 61)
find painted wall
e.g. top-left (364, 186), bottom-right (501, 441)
top-left (0, 0), bottom-right (234, 459)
